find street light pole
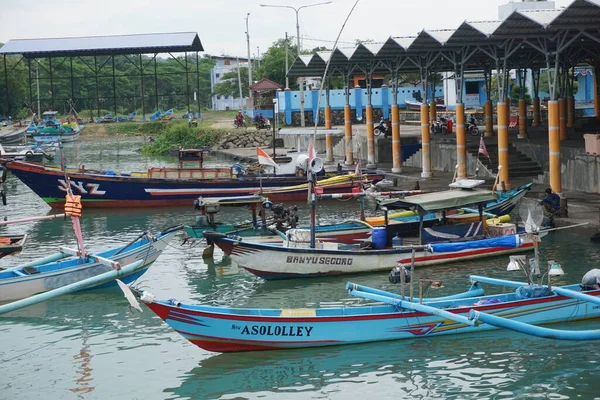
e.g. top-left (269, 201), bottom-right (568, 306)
top-left (260, 1), bottom-right (332, 127)
top-left (245, 13), bottom-right (253, 114)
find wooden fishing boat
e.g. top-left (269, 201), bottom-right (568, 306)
top-left (2, 151), bottom-right (382, 208)
top-left (127, 271), bottom-right (600, 352)
top-left (0, 235), bottom-right (27, 259)
top-left (203, 185), bottom-right (535, 279)
top-left (184, 195), bottom-right (373, 245)
top-left (0, 123), bottom-right (30, 145)
top-left (0, 227), bottom-right (178, 302)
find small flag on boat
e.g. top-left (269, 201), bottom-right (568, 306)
top-left (478, 136), bottom-right (490, 159)
top-left (256, 147), bottom-right (277, 168)
top-left (355, 162), bottom-right (361, 175)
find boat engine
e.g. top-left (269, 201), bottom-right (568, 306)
top-left (581, 269), bottom-right (600, 291)
top-left (389, 264), bottom-right (411, 284)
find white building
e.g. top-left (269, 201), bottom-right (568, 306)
top-left (498, 0), bottom-right (556, 20)
top-left (210, 56), bottom-right (251, 111)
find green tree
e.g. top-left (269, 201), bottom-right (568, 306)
top-left (256, 38), bottom-right (298, 89)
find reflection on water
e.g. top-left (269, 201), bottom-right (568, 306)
top-left (1, 137), bottom-right (600, 399)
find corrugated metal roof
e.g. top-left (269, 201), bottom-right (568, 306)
top-left (288, 0), bottom-right (600, 77)
top-left (0, 32), bottom-right (203, 57)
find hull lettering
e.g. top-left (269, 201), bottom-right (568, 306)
top-left (239, 325), bottom-right (314, 337)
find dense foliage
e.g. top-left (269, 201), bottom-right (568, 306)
top-left (140, 122), bottom-right (226, 156)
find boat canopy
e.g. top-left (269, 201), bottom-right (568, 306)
top-left (379, 189), bottom-right (497, 214)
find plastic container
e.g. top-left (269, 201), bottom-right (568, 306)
top-left (371, 227), bottom-right (387, 249)
top-left (392, 234), bottom-right (403, 247)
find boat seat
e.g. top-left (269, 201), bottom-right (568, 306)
top-left (22, 266), bottom-right (40, 274)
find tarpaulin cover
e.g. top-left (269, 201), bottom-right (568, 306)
top-left (428, 235), bottom-right (521, 253)
top-left (379, 189), bottom-right (497, 213)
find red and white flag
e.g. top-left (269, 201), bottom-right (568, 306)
top-left (478, 136), bottom-right (490, 159)
top-left (355, 162), bottom-right (361, 175)
top-left (256, 147), bottom-right (277, 168)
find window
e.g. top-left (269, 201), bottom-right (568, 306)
top-left (215, 73), bottom-right (220, 78)
top-left (224, 59), bottom-right (231, 66)
top-left (465, 82), bottom-right (479, 95)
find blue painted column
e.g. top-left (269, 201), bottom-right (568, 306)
top-left (381, 84), bottom-right (389, 120)
top-left (312, 90), bottom-right (319, 124)
top-left (354, 85), bottom-right (363, 122)
top-left (284, 88), bottom-right (292, 125)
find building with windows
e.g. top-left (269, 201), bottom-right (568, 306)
top-left (210, 56), bottom-right (251, 111)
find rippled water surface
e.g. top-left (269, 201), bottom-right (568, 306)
top-left (1, 136), bottom-right (600, 400)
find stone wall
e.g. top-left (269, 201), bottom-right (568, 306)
top-left (402, 140), bottom-right (484, 177)
top-left (216, 130), bottom-right (275, 149)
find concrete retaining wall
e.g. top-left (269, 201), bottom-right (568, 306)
top-left (402, 140), bottom-right (486, 177)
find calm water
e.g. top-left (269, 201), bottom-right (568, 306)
top-left (1, 136), bottom-right (600, 400)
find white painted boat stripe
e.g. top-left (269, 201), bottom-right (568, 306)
top-left (550, 151), bottom-right (560, 156)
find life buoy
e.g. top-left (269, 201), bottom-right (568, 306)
top-left (64, 195), bottom-right (82, 217)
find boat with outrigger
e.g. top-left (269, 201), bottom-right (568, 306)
top-left (117, 236), bottom-right (600, 352)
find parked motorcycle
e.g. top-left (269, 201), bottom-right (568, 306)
top-left (374, 119), bottom-right (392, 138)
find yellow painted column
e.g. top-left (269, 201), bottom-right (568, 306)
top-left (558, 97), bottom-right (567, 141)
top-left (484, 100), bottom-right (494, 137)
top-left (518, 99), bottom-right (528, 139)
top-left (548, 100), bottom-right (561, 193)
top-left (455, 103), bottom-right (466, 179)
top-left (344, 104), bottom-right (353, 165)
top-left (420, 104), bottom-right (432, 178)
top-left (497, 101), bottom-right (510, 190)
top-left (391, 104), bottom-right (401, 173)
top-left (429, 101), bottom-right (437, 126)
top-left (325, 105), bottom-right (334, 162)
top-left (532, 97), bottom-right (540, 127)
top-left (567, 96), bottom-right (574, 128)
top-left (366, 104), bottom-right (375, 168)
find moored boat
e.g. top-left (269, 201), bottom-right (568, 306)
top-left (0, 226), bottom-right (178, 302)
top-left (125, 269), bottom-right (600, 352)
top-left (2, 153), bottom-right (382, 208)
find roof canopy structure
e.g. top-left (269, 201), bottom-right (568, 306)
top-left (0, 32), bottom-right (204, 58)
top-left (288, 0), bottom-right (600, 78)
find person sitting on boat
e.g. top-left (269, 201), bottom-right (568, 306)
top-left (540, 187), bottom-right (561, 214)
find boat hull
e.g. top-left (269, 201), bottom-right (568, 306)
top-left (0, 232), bottom-right (174, 302)
top-left (4, 160), bottom-right (381, 208)
top-left (208, 234), bottom-right (537, 279)
top-left (145, 286), bottom-right (600, 352)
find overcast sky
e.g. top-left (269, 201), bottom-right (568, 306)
top-left (0, 0), bottom-right (574, 58)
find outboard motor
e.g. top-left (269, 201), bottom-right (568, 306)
top-left (389, 264), bottom-right (411, 284)
top-left (581, 269), bottom-right (600, 291)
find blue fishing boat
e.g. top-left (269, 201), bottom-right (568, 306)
top-left (0, 226), bottom-right (179, 302)
top-left (127, 268), bottom-right (600, 353)
top-left (149, 110), bottom-right (162, 120)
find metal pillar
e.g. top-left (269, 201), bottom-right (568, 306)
top-left (185, 52), bottom-right (190, 113)
top-left (154, 54), bottom-right (159, 112)
top-left (94, 56), bottom-right (100, 118)
top-left (558, 97), bottom-right (567, 141)
top-left (28, 59), bottom-right (33, 110)
top-left (484, 69), bottom-right (493, 136)
top-left (455, 103), bottom-right (466, 179)
top-left (344, 83), bottom-right (353, 165)
top-left (391, 82), bottom-right (402, 173)
top-left (548, 100), bottom-right (561, 192)
top-left (140, 54), bottom-right (146, 120)
top-left (69, 57), bottom-right (75, 108)
top-left (112, 55), bottom-right (117, 116)
top-left (196, 51), bottom-right (201, 113)
top-left (2, 55), bottom-right (8, 117)
top-left (420, 103), bottom-right (431, 178)
top-left (366, 76), bottom-right (375, 168)
top-left (497, 101), bottom-right (509, 190)
top-left (532, 68), bottom-right (541, 127)
top-left (49, 57), bottom-right (55, 111)
top-left (518, 99), bottom-right (528, 139)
